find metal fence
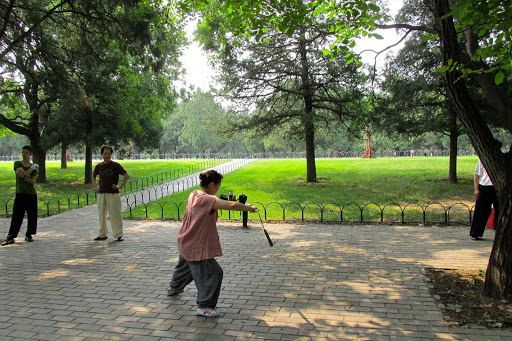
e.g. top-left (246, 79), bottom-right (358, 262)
top-left (120, 159), bottom-right (254, 207)
top-left (0, 149), bottom-right (475, 162)
top-left (121, 159), bottom-right (224, 192)
top-left (125, 200), bottom-right (477, 225)
top-left (0, 189), bottom-right (477, 226)
top-left (0, 155), bottom-right (479, 225)
top-left (0, 159), bottom-right (227, 217)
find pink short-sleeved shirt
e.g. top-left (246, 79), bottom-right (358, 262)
top-left (177, 190), bottom-right (222, 261)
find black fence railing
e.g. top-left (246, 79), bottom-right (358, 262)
top-left (0, 156), bottom-right (479, 225)
top-left (0, 150), bottom-right (476, 162)
top-left (122, 159), bottom-right (224, 193)
top-left (0, 159), bottom-right (227, 217)
top-left (125, 200), bottom-right (477, 226)
top-left (121, 159), bottom-right (254, 207)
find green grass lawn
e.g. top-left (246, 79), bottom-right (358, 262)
top-left (127, 156), bottom-right (479, 224)
top-left (0, 159), bottom-right (227, 216)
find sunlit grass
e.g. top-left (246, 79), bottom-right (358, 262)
top-left (0, 159), bottom-right (227, 216)
top-left (127, 156), bottom-right (478, 223)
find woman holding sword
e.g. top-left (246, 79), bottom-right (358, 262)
top-left (167, 169), bottom-right (258, 317)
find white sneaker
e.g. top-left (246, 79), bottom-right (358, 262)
top-left (196, 307), bottom-right (218, 317)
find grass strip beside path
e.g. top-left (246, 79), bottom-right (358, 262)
top-left (0, 159), bottom-right (227, 216)
top-left (127, 157), bottom-right (478, 223)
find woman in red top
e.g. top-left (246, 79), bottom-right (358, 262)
top-left (167, 170), bottom-right (258, 317)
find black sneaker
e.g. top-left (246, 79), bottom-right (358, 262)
top-left (117, 237), bottom-right (124, 242)
top-left (94, 236), bottom-right (108, 241)
top-left (1, 239), bottom-right (14, 246)
top-left (25, 236), bottom-right (34, 242)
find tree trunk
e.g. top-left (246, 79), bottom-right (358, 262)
top-left (485, 180), bottom-right (512, 300)
top-left (448, 108), bottom-right (458, 184)
top-left (298, 32), bottom-right (317, 183)
top-left (84, 144), bottom-right (93, 185)
top-left (429, 0), bottom-right (512, 300)
top-left (61, 143), bottom-right (68, 169)
top-left (304, 113), bottom-right (317, 182)
top-left (28, 134), bottom-right (47, 184)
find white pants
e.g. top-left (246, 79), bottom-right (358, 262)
top-left (97, 193), bottom-right (123, 238)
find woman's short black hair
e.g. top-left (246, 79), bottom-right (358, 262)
top-left (199, 170), bottom-right (223, 187)
top-left (22, 145), bottom-right (32, 152)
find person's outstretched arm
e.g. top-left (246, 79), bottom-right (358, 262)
top-left (212, 197), bottom-right (258, 212)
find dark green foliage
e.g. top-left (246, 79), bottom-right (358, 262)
top-left (195, 1), bottom-right (370, 181)
top-left (0, 0), bottom-right (184, 181)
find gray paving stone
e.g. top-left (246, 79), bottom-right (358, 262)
top-left (32, 332), bottom-right (61, 341)
top-left (97, 325), bottom-right (127, 334)
top-left (0, 162), bottom-right (509, 340)
top-left (8, 330), bottom-right (37, 338)
top-left (76, 330), bottom-right (108, 338)
top-left (53, 336), bottom-right (87, 341)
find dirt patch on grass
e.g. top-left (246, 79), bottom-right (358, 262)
top-left (296, 177), bottom-right (330, 184)
top-left (425, 268), bottom-right (512, 329)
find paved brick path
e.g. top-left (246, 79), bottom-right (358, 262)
top-left (1, 207), bottom-right (510, 340)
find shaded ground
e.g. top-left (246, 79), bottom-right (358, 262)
top-left (425, 268), bottom-right (512, 329)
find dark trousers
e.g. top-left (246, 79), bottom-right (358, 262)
top-left (170, 254), bottom-right (223, 309)
top-left (470, 185), bottom-right (498, 238)
top-left (7, 193), bottom-right (38, 239)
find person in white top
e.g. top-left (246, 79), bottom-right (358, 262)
top-left (470, 140), bottom-right (501, 240)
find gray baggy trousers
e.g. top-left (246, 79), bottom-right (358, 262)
top-left (170, 254), bottom-right (223, 309)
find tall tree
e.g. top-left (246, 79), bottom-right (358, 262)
top-left (425, 0), bottom-right (512, 300)
top-left (180, 0), bottom-right (512, 299)
top-left (161, 90), bottom-right (226, 154)
top-left (48, 61), bottom-right (176, 183)
top-left (160, 89), bottom-right (263, 155)
top-left (375, 18), bottom-right (465, 182)
top-left (374, 0), bottom-right (507, 183)
top-left (196, 0), bottom-right (367, 182)
top-left (0, 0), bottom-right (183, 182)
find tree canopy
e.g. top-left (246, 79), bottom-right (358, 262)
top-left (0, 0), bottom-right (185, 181)
top-left (179, 0), bottom-right (512, 299)
top-left (195, 0), bottom-right (369, 182)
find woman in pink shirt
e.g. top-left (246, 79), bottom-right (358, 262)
top-left (167, 170), bottom-right (258, 317)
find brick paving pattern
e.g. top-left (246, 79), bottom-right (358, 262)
top-left (1, 207), bottom-right (510, 340)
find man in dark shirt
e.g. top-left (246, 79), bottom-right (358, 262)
top-left (92, 146), bottom-right (130, 241)
top-left (2, 146), bottom-right (38, 246)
